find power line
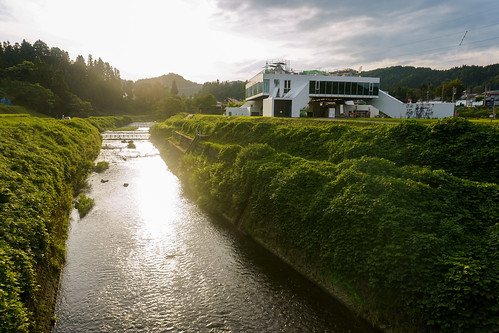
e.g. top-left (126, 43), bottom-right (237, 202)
top-left (459, 31), bottom-right (468, 46)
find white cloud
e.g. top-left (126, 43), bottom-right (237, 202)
top-left (1, 0), bottom-right (498, 82)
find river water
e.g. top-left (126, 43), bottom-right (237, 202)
top-left (53, 127), bottom-right (377, 332)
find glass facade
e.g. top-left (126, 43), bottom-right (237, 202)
top-left (263, 79), bottom-right (269, 94)
top-left (246, 79), bottom-right (270, 98)
top-left (309, 80), bottom-right (379, 96)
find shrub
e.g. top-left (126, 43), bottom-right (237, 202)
top-left (75, 193), bottom-right (95, 218)
top-left (93, 161), bottom-right (109, 173)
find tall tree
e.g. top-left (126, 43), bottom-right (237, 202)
top-left (170, 79), bottom-right (178, 96)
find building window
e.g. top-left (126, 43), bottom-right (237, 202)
top-left (338, 82), bottom-right (345, 95)
top-left (326, 81), bottom-right (332, 94)
top-left (263, 79), bottom-right (270, 94)
top-left (284, 80), bottom-right (291, 94)
top-left (309, 81), bottom-right (316, 94)
top-left (345, 82), bottom-right (352, 95)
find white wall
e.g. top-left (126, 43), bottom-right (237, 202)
top-left (263, 98), bottom-right (274, 117)
top-left (225, 107), bottom-right (250, 116)
top-left (370, 90), bottom-right (454, 119)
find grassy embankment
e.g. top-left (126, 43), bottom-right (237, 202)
top-left (151, 114), bottom-right (498, 332)
top-left (0, 110), bottom-right (131, 332)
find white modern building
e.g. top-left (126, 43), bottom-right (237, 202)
top-left (226, 60), bottom-right (454, 119)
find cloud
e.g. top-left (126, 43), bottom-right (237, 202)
top-left (1, 0), bottom-right (498, 82)
top-left (213, 0), bottom-right (499, 74)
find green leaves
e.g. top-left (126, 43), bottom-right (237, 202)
top-left (0, 117), bottom-right (101, 331)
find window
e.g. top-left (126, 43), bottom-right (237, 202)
top-left (345, 82), bottom-right (352, 95)
top-left (333, 81), bottom-right (339, 94)
top-left (326, 81), bottom-right (332, 94)
top-left (309, 81), bottom-right (315, 94)
top-left (338, 82), bottom-right (345, 95)
top-left (320, 81), bottom-right (326, 94)
top-left (284, 80), bottom-right (291, 94)
top-left (351, 82), bottom-right (358, 95)
top-left (263, 79), bottom-right (270, 94)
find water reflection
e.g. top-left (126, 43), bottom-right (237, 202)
top-left (53, 133), bottom-right (377, 332)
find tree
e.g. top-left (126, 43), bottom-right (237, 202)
top-left (435, 79), bottom-right (465, 102)
top-left (155, 96), bottom-right (182, 119)
top-left (193, 94), bottom-right (218, 114)
top-left (170, 79), bottom-right (178, 96)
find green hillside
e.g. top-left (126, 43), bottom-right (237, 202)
top-left (134, 73), bottom-right (202, 97)
top-left (364, 64), bottom-right (499, 93)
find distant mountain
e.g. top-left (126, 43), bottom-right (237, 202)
top-left (363, 64), bottom-right (499, 93)
top-left (135, 73), bottom-right (202, 96)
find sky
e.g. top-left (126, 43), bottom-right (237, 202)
top-left (1, 0), bottom-right (499, 83)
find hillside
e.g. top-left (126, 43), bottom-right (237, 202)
top-left (134, 73), bottom-right (202, 96)
top-left (363, 64), bottom-right (499, 93)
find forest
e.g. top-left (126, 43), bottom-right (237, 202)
top-left (364, 65), bottom-right (499, 102)
top-left (151, 115), bottom-right (498, 332)
top-left (0, 40), bottom-right (240, 119)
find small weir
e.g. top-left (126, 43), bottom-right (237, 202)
top-left (101, 123), bottom-right (154, 140)
top-left (101, 132), bottom-right (150, 140)
top-left (53, 125), bottom-right (377, 332)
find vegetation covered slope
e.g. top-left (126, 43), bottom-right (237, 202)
top-left (151, 116), bottom-right (498, 332)
top-left (0, 117), bottom-right (102, 332)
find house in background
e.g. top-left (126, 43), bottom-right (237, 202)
top-left (226, 60), bottom-right (455, 119)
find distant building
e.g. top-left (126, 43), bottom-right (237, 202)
top-left (226, 60), bottom-right (454, 119)
top-left (0, 97), bottom-right (13, 106)
top-left (484, 90), bottom-right (499, 107)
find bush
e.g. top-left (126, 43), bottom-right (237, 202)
top-left (94, 161), bottom-right (109, 173)
top-left (75, 193), bottom-right (95, 218)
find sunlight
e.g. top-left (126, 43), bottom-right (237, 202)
top-left (134, 155), bottom-right (181, 238)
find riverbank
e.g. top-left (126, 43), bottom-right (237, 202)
top-left (150, 114), bottom-right (499, 332)
top-left (0, 115), bottom-right (135, 332)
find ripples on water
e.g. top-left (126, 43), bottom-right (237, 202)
top-left (53, 134), bottom-right (377, 332)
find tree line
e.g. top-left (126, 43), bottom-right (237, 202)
top-left (0, 40), bottom-right (245, 119)
top-left (364, 65), bottom-right (499, 102)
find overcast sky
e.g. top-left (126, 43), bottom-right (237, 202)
top-left (1, 0), bottom-right (498, 83)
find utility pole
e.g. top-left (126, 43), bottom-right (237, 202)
top-left (452, 86), bottom-right (456, 104)
top-left (494, 95), bottom-right (497, 120)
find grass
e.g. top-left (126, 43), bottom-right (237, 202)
top-left (0, 104), bottom-right (50, 117)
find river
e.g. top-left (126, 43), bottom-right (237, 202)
top-left (52, 126), bottom-right (377, 332)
